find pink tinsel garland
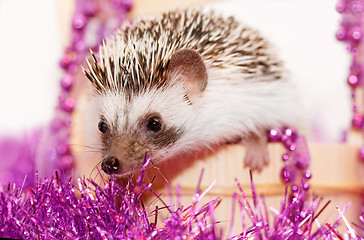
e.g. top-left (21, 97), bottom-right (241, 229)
top-left (0, 159), bottom-right (361, 239)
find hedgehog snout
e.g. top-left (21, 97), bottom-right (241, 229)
top-left (101, 156), bottom-right (121, 175)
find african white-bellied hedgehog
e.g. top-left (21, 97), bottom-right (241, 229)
top-left (84, 8), bottom-right (301, 176)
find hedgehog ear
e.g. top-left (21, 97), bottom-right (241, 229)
top-left (167, 49), bottom-right (208, 100)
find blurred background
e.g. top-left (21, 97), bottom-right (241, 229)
top-left (0, 1), bottom-right (360, 234)
top-left (0, 0), bottom-right (350, 141)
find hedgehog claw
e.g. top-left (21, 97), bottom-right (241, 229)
top-left (243, 134), bottom-right (269, 171)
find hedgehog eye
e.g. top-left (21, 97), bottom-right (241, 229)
top-left (147, 116), bottom-right (163, 132)
top-left (98, 120), bottom-right (108, 134)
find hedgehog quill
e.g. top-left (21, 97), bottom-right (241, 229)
top-left (84, 8), bottom-right (301, 176)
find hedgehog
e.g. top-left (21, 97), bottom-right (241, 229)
top-left (84, 8), bottom-right (301, 176)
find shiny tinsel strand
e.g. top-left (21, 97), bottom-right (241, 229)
top-left (0, 160), bottom-right (221, 239)
top-left (228, 171), bottom-right (362, 239)
top-left (0, 165), bottom-right (362, 239)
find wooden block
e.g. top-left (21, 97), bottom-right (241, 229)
top-left (140, 143), bottom-right (364, 236)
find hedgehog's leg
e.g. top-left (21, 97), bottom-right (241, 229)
top-left (243, 132), bottom-right (269, 171)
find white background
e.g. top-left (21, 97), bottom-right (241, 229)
top-left (0, 0), bottom-right (351, 141)
top-left (0, 0), bottom-right (62, 135)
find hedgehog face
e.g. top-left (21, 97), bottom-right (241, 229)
top-left (96, 86), bottom-right (191, 176)
top-left (86, 47), bottom-right (209, 176)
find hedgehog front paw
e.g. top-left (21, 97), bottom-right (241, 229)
top-left (243, 134), bottom-right (269, 171)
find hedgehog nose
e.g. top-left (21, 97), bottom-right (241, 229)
top-left (101, 156), bottom-right (120, 175)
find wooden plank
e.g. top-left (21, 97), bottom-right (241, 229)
top-left (130, 0), bottom-right (209, 17)
top-left (56, 0), bottom-right (74, 47)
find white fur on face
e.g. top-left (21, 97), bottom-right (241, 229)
top-left (96, 62), bottom-right (302, 163)
top-left (97, 84), bottom-right (193, 146)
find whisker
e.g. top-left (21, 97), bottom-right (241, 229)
top-left (68, 143), bottom-right (103, 155)
top-left (71, 150), bottom-right (103, 154)
top-left (89, 159), bottom-right (104, 181)
top-left (69, 143), bottom-right (102, 151)
top-left (150, 160), bottom-right (169, 185)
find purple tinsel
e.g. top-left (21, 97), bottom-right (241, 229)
top-left (0, 159), bottom-right (361, 239)
top-left (231, 172), bottom-right (360, 239)
top-left (0, 159), bottom-right (221, 239)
